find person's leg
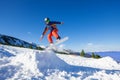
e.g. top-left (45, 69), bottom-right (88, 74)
top-left (52, 29), bottom-right (61, 40)
top-left (47, 33), bottom-right (53, 43)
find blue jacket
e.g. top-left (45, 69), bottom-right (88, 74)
top-left (42, 21), bottom-right (62, 35)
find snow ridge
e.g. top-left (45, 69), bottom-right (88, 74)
top-left (0, 34), bottom-right (41, 49)
top-left (0, 45), bottom-right (120, 80)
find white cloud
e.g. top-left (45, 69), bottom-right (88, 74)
top-left (27, 32), bottom-right (31, 34)
top-left (87, 43), bottom-right (93, 46)
top-left (84, 43), bottom-right (110, 52)
top-left (83, 42), bottom-right (120, 52)
top-left (59, 44), bottom-right (65, 48)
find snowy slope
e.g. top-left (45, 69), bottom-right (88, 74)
top-left (57, 54), bottom-right (120, 70)
top-left (0, 45), bottom-right (120, 80)
top-left (93, 51), bottom-right (120, 62)
top-left (0, 34), bottom-right (43, 50)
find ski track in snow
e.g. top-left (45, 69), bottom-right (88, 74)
top-left (0, 45), bottom-right (120, 80)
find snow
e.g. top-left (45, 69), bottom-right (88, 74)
top-left (0, 45), bottom-right (120, 80)
top-left (57, 54), bottom-right (120, 70)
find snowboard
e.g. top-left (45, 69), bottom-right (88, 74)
top-left (46, 37), bottom-right (69, 50)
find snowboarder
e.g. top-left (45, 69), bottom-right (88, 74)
top-left (40, 17), bottom-right (64, 44)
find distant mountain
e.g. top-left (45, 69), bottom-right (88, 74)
top-left (0, 34), bottom-right (43, 50)
top-left (88, 51), bottom-right (120, 62)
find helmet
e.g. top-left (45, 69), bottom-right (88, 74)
top-left (44, 17), bottom-right (50, 22)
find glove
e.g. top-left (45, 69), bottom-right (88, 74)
top-left (40, 35), bottom-right (44, 41)
top-left (61, 22), bottom-right (64, 24)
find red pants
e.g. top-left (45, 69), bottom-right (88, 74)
top-left (48, 29), bottom-right (59, 43)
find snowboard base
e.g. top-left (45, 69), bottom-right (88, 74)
top-left (46, 37), bottom-right (69, 50)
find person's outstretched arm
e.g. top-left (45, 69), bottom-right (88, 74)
top-left (40, 26), bottom-right (49, 41)
top-left (50, 21), bottom-right (64, 24)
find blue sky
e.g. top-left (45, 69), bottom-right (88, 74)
top-left (0, 0), bottom-right (120, 52)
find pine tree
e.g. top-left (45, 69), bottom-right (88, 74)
top-left (92, 52), bottom-right (95, 58)
top-left (37, 46), bottom-right (44, 50)
top-left (91, 52), bottom-right (101, 59)
top-left (29, 45), bottom-right (33, 49)
top-left (80, 49), bottom-right (85, 57)
top-left (95, 54), bottom-right (101, 59)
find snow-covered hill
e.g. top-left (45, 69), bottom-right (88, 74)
top-left (93, 51), bottom-right (120, 62)
top-left (0, 45), bottom-right (120, 80)
top-left (0, 34), bottom-right (43, 50)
